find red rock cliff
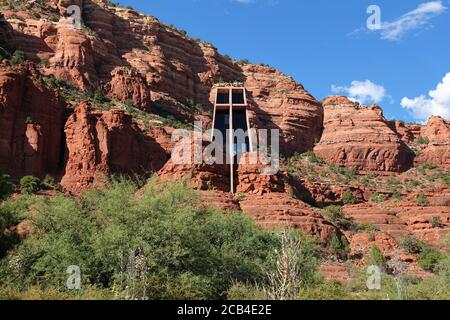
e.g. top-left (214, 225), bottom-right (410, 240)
top-left (314, 96), bottom-right (414, 172)
top-left (0, 62), bottom-right (65, 177)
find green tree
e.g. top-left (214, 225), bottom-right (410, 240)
top-left (1, 178), bottom-right (281, 299)
top-left (19, 176), bottom-right (41, 194)
top-left (399, 235), bottom-right (424, 254)
top-left (418, 247), bottom-right (442, 273)
top-left (0, 173), bottom-right (14, 200)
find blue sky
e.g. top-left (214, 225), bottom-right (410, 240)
top-left (117, 0), bottom-right (450, 123)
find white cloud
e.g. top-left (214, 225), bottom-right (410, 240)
top-left (378, 1), bottom-right (447, 40)
top-left (331, 80), bottom-right (387, 105)
top-left (401, 72), bottom-right (450, 121)
top-left (231, 0), bottom-right (254, 3)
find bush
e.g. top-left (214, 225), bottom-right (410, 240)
top-left (19, 176), bottom-right (41, 194)
top-left (0, 285), bottom-right (112, 300)
top-left (416, 136), bottom-right (430, 146)
top-left (264, 230), bottom-right (319, 299)
top-left (342, 190), bottom-right (357, 205)
top-left (0, 49), bottom-right (10, 61)
top-left (322, 206), bottom-right (357, 231)
top-left (399, 235), bottom-right (424, 254)
top-left (328, 234), bottom-right (350, 259)
top-left (430, 216), bottom-right (444, 228)
top-left (10, 50), bottom-right (26, 66)
top-left (0, 207), bottom-right (20, 258)
top-left (304, 151), bottom-right (324, 165)
top-left (92, 88), bottom-right (110, 104)
top-left (369, 192), bottom-right (387, 203)
top-left (416, 191), bottom-right (429, 207)
top-left (25, 116), bottom-right (33, 125)
top-left (236, 59), bottom-right (251, 66)
top-left (441, 175), bottom-right (450, 187)
top-left (40, 175), bottom-right (58, 191)
top-left (418, 247), bottom-right (442, 273)
top-left (227, 282), bottom-right (267, 300)
top-left (0, 194), bottom-right (37, 258)
top-left (0, 173), bottom-right (14, 200)
top-left (367, 245), bottom-right (386, 270)
top-left (1, 178), bottom-right (281, 299)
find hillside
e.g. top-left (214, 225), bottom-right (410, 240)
top-left (0, 0), bottom-right (449, 299)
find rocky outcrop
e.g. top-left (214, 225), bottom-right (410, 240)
top-left (239, 193), bottom-right (340, 243)
top-left (104, 67), bottom-right (151, 111)
top-left (242, 65), bottom-right (323, 156)
top-left (236, 152), bottom-right (285, 194)
top-left (61, 102), bottom-right (168, 193)
top-left (416, 116), bottom-right (450, 167)
top-left (3, 1), bottom-right (323, 155)
top-left (0, 62), bottom-right (65, 178)
top-left (314, 96), bottom-right (414, 172)
top-left (200, 191), bottom-right (241, 212)
top-left (344, 187), bottom-right (450, 247)
top-left (158, 138), bottom-right (231, 192)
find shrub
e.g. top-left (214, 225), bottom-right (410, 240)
top-left (418, 247), bottom-right (442, 273)
top-left (367, 245), bottom-right (386, 270)
top-left (342, 190), bottom-right (357, 205)
top-left (304, 151), bottom-right (324, 165)
top-left (265, 230), bottom-right (319, 299)
top-left (322, 206), bottom-right (357, 231)
top-left (237, 59), bottom-right (250, 66)
top-left (41, 175), bottom-right (58, 190)
top-left (416, 191), bottom-right (429, 207)
top-left (1, 178), bottom-right (282, 299)
top-left (0, 194), bottom-right (36, 258)
top-left (322, 205), bottom-right (344, 221)
top-left (328, 234), bottom-right (350, 259)
top-left (25, 116), bottom-right (33, 125)
top-left (430, 216), bottom-right (444, 228)
top-left (10, 50), bottom-right (26, 66)
top-left (0, 285), bottom-right (112, 300)
top-left (0, 49), bottom-right (10, 61)
top-left (235, 192), bottom-right (246, 201)
top-left (399, 235), bottom-right (424, 254)
top-left (19, 176), bottom-right (41, 194)
top-left (386, 177), bottom-right (400, 191)
top-left (331, 165), bottom-right (357, 180)
top-left (0, 207), bottom-right (20, 258)
top-left (227, 282), bottom-right (267, 300)
top-left (369, 192), bottom-right (387, 203)
top-left (92, 88), bottom-right (110, 104)
top-left (441, 175), bottom-right (450, 187)
top-left (0, 173), bottom-right (14, 200)
top-left (416, 136), bottom-right (430, 146)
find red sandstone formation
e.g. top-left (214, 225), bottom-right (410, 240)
top-left (314, 96), bottom-right (414, 172)
top-left (61, 102), bottom-right (168, 193)
top-left (241, 65), bottom-right (324, 156)
top-left (0, 62), bottom-right (65, 178)
top-left (200, 191), bottom-right (241, 212)
top-left (319, 263), bottom-right (352, 284)
top-left (3, 1), bottom-right (323, 156)
top-left (344, 188), bottom-right (450, 247)
top-left (236, 152), bottom-right (285, 195)
top-left (0, 0), bottom-right (449, 283)
top-left (239, 193), bottom-right (339, 243)
top-left (157, 137), bottom-right (231, 192)
top-left (416, 116), bottom-right (450, 167)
